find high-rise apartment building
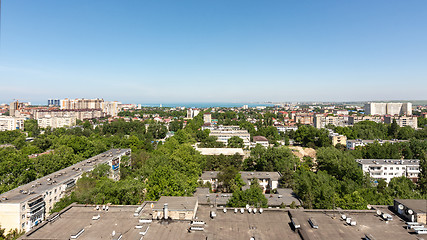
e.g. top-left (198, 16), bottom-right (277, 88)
top-left (47, 99), bottom-right (60, 107)
top-left (364, 102), bottom-right (412, 116)
top-left (59, 98), bottom-right (120, 117)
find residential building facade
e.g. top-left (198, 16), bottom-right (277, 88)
top-left (0, 116), bottom-right (26, 131)
top-left (356, 159), bottom-right (420, 183)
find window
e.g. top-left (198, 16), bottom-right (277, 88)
top-left (22, 214), bottom-right (25, 219)
top-left (22, 223), bottom-right (25, 229)
top-left (22, 205), bottom-right (25, 211)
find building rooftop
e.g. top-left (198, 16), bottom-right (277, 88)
top-left (196, 148), bottom-right (244, 156)
top-left (20, 198), bottom-right (421, 240)
top-left (253, 136), bottom-right (268, 142)
top-left (356, 159), bottom-right (420, 166)
top-left (20, 204), bottom-right (143, 240)
top-left (395, 199), bottom-right (427, 214)
top-left (0, 149), bottom-right (130, 204)
top-left (152, 196), bottom-right (198, 211)
top-left (195, 188), bottom-right (301, 207)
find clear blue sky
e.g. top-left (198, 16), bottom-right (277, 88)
top-left (1, 0), bottom-right (426, 104)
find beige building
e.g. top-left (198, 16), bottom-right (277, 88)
top-left (0, 116), bottom-right (26, 131)
top-left (384, 116), bottom-right (418, 129)
top-left (151, 196), bottom-right (198, 220)
top-left (60, 98), bottom-right (103, 110)
top-left (101, 101), bottom-right (121, 117)
top-left (37, 116), bottom-right (76, 129)
top-left (203, 113), bottom-right (212, 124)
top-left (329, 133), bottom-right (347, 146)
top-left (0, 149), bottom-right (130, 234)
top-left (59, 98), bottom-right (120, 117)
top-left (34, 109), bottom-right (104, 121)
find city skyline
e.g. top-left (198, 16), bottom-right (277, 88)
top-left (1, 1), bottom-right (426, 103)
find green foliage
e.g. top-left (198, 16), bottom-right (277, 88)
top-left (243, 145), bottom-right (298, 173)
top-left (217, 166), bottom-right (245, 192)
top-left (294, 125), bottom-right (331, 148)
top-left (205, 153), bottom-right (243, 171)
top-left (199, 136), bottom-right (225, 148)
top-left (227, 180), bottom-right (268, 208)
top-left (227, 136), bottom-right (244, 148)
top-left (169, 120), bottom-right (183, 132)
top-left (24, 119), bottom-right (40, 137)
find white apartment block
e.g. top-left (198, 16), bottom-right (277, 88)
top-left (356, 159), bottom-right (420, 183)
top-left (209, 129), bottom-right (250, 147)
top-left (0, 149), bottom-right (130, 234)
top-left (37, 116), bottom-right (77, 129)
top-left (0, 116), bottom-right (26, 131)
top-left (200, 171), bottom-right (281, 193)
top-left (384, 116), bottom-right (418, 129)
top-left (275, 125), bottom-right (298, 132)
top-left (364, 102), bottom-right (412, 116)
top-left (186, 109), bottom-right (200, 119)
top-left (346, 139), bottom-right (408, 150)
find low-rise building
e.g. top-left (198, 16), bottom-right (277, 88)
top-left (0, 149), bottom-right (130, 234)
top-left (200, 171), bottom-right (281, 193)
top-left (356, 159), bottom-right (420, 183)
top-left (195, 148), bottom-right (245, 156)
top-left (252, 136), bottom-right (269, 148)
top-left (329, 133), bottom-right (347, 146)
top-left (275, 125), bottom-right (298, 133)
top-left (346, 139), bottom-right (408, 150)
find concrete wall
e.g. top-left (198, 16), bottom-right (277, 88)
top-left (0, 203), bottom-right (20, 234)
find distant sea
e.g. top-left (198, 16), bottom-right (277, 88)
top-left (141, 102), bottom-right (276, 108)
